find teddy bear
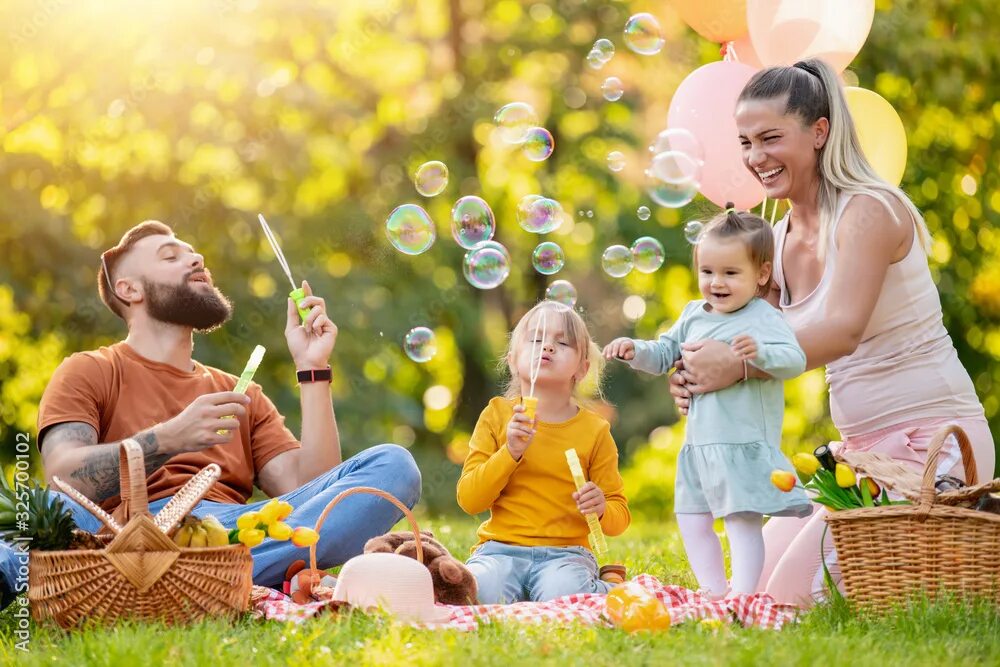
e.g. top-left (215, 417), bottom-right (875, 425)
top-left (363, 530), bottom-right (478, 605)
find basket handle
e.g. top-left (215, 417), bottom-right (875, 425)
top-left (153, 464), bottom-right (222, 536)
top-left (117, 439), bottom-right (151, 522)
top-left (917, 424), bottom-right (978, 516)
top-left (50, 476), bottom-right (123, 534)
top-left (308, 486), bottom-right (422, 573)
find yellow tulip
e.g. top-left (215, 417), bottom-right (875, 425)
top-left (275, 500), bottom-right (294, 521)
top-left (791, 453), bottom-right (821, 476)
top-left (770, 469), bottom-right (796, 493)
top-left (257, 499), bottom-right (282, 526)
top-left (236, 512), bottom-right (260, 530)
top-left (268, 521), bottom-right (293, 541)
top-left (291, 527), bottom-right (320, 548)
top-left (237, 528), bottom-right (265, 548)
top-left (835, 463), bottom-right (857, 488)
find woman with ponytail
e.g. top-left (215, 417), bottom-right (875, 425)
top-left (669, 58), bottom-right (994, 605)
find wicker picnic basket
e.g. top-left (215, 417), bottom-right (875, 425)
top-left (825, 424), bottom-right (1000, 609)
top-left (29, 439), bottom-right (253, 628)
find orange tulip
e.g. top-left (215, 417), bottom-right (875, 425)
top-left (291, 527), bottom-right (320, 548)
top-left (770, 469), bottom-right (797, 493)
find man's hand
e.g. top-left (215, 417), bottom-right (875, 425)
top-left (730, 334), bottom-right (759, 361)
top-left (573, 481), bottom-right (606, 518)
top-left (506, 404), bottom-right (536, 461)
top-left (155, 392), bottom-right (250, 453)
top-left (286, 279), bottom-right (338, 370)
top-left (602, 337), bottom-right (636, 361)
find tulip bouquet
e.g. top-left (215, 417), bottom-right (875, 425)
top-left (230, 499), bottom-right (320, 548)
top-left (771, 445), bottom-right (909, 511)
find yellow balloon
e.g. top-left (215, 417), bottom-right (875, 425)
top-left (843, 87), bottom-right (907, 186)
top-left (667, 0), bottom-right (748, 43)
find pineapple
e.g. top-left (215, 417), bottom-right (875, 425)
top-left (0, 472), bottom-right (99, 551)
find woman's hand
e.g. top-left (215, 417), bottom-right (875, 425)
top-left (679, 339), bottom-right (744, 394)
top-left (506, 404), bottom-right (536, 461)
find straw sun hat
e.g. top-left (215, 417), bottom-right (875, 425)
top-left (332, 552), bottom-right (453, 623)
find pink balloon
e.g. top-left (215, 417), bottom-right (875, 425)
top-left (747, 0), bottom-right (875, 73)
top-left (667, 61), bottom-right (764, 209)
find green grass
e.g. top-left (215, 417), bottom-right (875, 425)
top-left (2, 518), bottom-right (999, 667)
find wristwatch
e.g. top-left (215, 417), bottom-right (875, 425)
top-left (296, 367), bottom-right (332, 384)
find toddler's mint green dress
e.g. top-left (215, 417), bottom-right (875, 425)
top-left (629, 298), bottom-right (812, 519)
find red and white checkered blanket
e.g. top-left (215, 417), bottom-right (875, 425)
top-left (252, 574), bottom-right (800, 630)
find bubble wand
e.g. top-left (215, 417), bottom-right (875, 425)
top-left (521, 310), bottom-right (547, 421)
top-left (257, 213), bottom-right (311, 322)
top-left (565, 448), bottom-right (608, 560)
top-left (218, 345), bottom-right (266, 434)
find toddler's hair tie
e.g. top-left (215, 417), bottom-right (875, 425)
top-left (724, 201), bottom-right (736, 213)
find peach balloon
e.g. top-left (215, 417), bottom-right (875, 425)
top-left (747, 0), bottom-right (875, 73)
top-left (667, 61), bottom-right (765, 209)
top-left (844, 87), bottom-right (907, 186)
top-left (667, 0), bottom-right (748, 43)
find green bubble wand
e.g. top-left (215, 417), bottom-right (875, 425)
top-left (258, 213), bottom-right (311, 322)
top-left (218, 345), bottom-right (266, 434)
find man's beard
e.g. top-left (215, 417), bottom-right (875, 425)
top-left (142, 277), bottom-right (233, 332)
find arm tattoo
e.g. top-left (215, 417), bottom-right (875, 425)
top-left (46, 423), bottom-right (173, 503)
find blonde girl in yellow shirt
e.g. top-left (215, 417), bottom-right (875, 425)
top-left (457, 301), bottom-right (630, 604)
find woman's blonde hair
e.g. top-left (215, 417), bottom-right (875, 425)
top-left (738, 58), bottom-right (930, 256)
top-left (501, 301), bottom-right (605, 404)
top-left (694, 208), bottom-right (775, 298)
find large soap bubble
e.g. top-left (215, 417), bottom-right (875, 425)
top-left (532, 241), bottom-right (565, 275)
top-left (624, 13), bottom-right (664, 55)
top-left (385, 204), bottom-right (436, 255)
top-left (602, 245), bottom-right (634, 278)
top-left (545, 280), bottom-right (578, 307)
top-left (413, 161), bottom-right (449, 197)
top-left (631, 236), bottom-right (665, 273)
top-left (522, 127), bottom-right (555, 161)
top-left (463, 240), bottom-right (511, 289)
top-left (518, 196), bottom-right (563, 234)
top-left (494, 102), bottom-right (538, 144)
top-left (451, 196), bottom-right (495, 249)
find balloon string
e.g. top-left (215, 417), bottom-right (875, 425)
top-left (727, 42), bottom-right (740, 63)
top-left (528, 311), bottom-right (547, 398)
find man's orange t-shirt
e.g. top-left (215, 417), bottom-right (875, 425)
top-left (37, 342), bottom-right (301, 511)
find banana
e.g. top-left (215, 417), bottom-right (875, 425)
top-left (173, 525), bottom-right (193, 547)
top-left (202, 516), bottom-right (230, 547)
top-left (189, 526), bottom-right (208, 548)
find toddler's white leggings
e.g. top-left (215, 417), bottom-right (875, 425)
top-left (676, 512), bottom-right (765, 598)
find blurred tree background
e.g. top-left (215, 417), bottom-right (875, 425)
top-left (1, 0), bottom-right (996, 517)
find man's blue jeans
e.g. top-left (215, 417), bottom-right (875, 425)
top-left (0, 443), bottom-right (420, 606)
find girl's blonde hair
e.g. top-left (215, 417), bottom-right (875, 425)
top-left (738, 58), bottom-right (930, 257)
top-left (501, 301), bottom-right (605, 404)
top-left (694, 208), bottom-right (775, 298)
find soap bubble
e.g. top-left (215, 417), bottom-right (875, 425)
top-left (637, 206), bottom-right (651, 221)
top-left (624, 13), bottom-right (664, 55)
top-left (494, 102), bottom-right (538, 144)
top-left (601, 76), bottom-right (624, 102)
top-left (545, 280), bottom-right (578, 307)
top-left (404, 327), bottom-right (437, 363)
top-left (645, 169), bottom-right (698, 208)
top-left (413, 161), bottom-right (449, 197)
top-left (607, 151), bottom-right (626, 172)
top-left (684, 220), bottom-right (704, 245)
top-left (631, 236), bottom-right (665, 273)
top-left (451, 196), bottom-right (495, 249)
top-left (532, 241), bottom-right (565, 275)
top-left (522, 127), bottom-right (554, 161)
top-left (385, 204), bottom-right (436, 255)
top-left (650, 128), bottom-right (704, 165)
top-left (463, 240), bottom-right (511, 289)
top-left (593, 38), bottom-right (615, 62)
top-left (602, 245), bottom-right (633, 278)
top-left (651, 150), bottom-right (701, 185)
top-left (519, 196), bottom-right (563, 234)
top-left (586, 50), bottom-right (605, 70)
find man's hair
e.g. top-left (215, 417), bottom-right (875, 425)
top-left (98, 220), bottom-right (174, 320)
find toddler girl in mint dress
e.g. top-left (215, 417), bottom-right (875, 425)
top-left (604, 208), bottom-right (811, 599)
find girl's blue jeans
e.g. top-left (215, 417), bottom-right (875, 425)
top-left (466, 540), bottom-right (612, 604)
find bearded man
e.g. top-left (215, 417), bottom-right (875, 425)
top-left (0, 220), bottom-right (420, 607)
